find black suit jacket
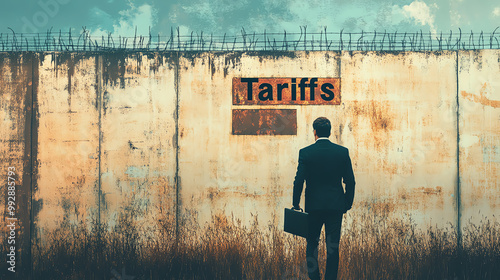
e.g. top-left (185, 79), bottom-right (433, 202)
top-left (293, 139), bottom-right (355, 213)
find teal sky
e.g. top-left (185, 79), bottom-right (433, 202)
top-left (1, 0), bottom-right (499, 36)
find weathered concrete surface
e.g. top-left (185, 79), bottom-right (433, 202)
top-left (177, 51), bottom-right (460, 232)
top-left (34, 54), bottom-right (100, 237)
top-left (458, 50), bottom-right (500, 227)
top-left (0, 50), bottom-right (499, 249)
top-left (0, 53), bottom-right (34, 277)
top-left (341, 51), bottom-right (459, 229)
top-left (177, 52), bottom-right (341, 230)
top-left (100, 53), bottom-right (177, 237)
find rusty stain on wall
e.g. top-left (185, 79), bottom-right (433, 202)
top-left (341, 50), bottom-right (459, 229)
top-left (232, 109), bottom-right (297, 135)
top-left (460, 83), bottom-right (500, 108)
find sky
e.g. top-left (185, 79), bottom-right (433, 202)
top-left (1, 0), bottom-right (499, 37)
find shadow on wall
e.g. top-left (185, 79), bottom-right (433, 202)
top-left (1, 208), bottom-right (499, 279)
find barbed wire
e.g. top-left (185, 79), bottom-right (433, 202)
top-left (1, 26), bottom-right (499, 52)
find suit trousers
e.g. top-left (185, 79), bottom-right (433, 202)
top-left (306, 210), bottom-right (343, 280)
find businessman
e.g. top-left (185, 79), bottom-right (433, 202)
top-left (292, 117), bottom-right (356, 280)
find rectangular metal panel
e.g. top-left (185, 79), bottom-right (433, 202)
top-left (232, 109), bottom-right (297, 135)
top-left (233, 77), bottom-right (341, 105)
top-left (458, 50), bottom-right (500, 227)
top-left (35, 53), bottom-right (100, 236)
top-left (340, 51), bottom-right (458, 230)
top-left (100, 53), bottom-right (178, 235)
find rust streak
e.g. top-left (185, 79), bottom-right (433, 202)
top-left (416, 186), bottom-right (443, 195)
top-left (461, 83), bottom-right (500, 108)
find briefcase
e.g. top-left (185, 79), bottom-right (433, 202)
top-left (284, 208), bottom-right (309, 238)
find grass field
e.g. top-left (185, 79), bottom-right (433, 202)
top-left (2, 210), bottom-right (499, 279)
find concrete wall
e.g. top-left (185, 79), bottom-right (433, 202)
top-left (1, 50), bottom-right (499, 250)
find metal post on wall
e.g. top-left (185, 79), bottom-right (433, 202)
top-left (174, 51), bottom-right (181, 242)
top-left (26, 52), bottom-right (38, 280)
top-left (455, 50), bottom-right (462, 250)
top-left (96, 54), bottom-right (104, 269)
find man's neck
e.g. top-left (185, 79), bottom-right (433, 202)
top-left (315, 137), bottom-right (329, 142)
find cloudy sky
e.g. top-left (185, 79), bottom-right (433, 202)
top-left (1, 0), bottom-right (499, 37)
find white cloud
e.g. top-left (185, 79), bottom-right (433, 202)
top-left (90, 2), bottom-right (157, 37)
top-left (493, 7), bottom-right (500, 17)
top-left (393, 1), bottom-right (438, 33)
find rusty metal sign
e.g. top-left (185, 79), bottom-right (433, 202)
top-left (233, 77), bottom-right (341, 105)
top-left (232, 109), bottom-right (297, 135)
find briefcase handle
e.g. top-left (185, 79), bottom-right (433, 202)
top-left (291, 206), bottom-right (304, 212)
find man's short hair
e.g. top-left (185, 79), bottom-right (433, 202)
top-left (313, 117), bottom-right (331, 137)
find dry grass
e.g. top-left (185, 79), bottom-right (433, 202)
top-left (2, 210), bottom-right (499, 279)
top-left (339, 212), bottom-right (500, 280)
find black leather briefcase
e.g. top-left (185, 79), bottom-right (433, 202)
top-left (284, 208), bottom-right (309, 238)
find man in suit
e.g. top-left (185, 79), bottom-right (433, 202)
top-left (292, 117), bottom-right (356, 280)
